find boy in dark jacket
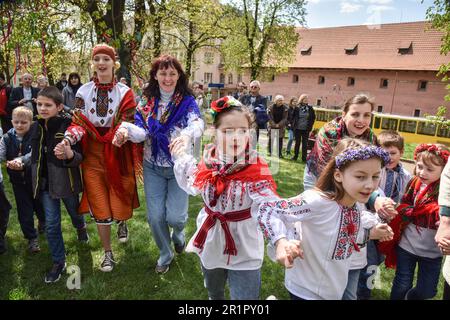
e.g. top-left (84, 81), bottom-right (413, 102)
top-left (25, 86), bottom-right (87, 283)
top-left (0, 107), bottom-right (45, 253)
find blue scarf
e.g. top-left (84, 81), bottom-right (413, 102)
top-left (135, 93), bottom-right (201, 165)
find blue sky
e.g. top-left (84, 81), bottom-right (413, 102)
top-left (305, 0), bottom-right (434, 28)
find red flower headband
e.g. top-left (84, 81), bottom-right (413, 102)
top-left (210, 96), bottom-right (242, 120)
top-left (414, 143), bottom-right (450, 164)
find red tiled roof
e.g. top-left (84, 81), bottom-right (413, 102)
top-left (292, 21), bottom-right (448, 71)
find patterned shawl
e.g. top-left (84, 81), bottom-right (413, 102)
top-left (306, 116), bottom-right (377, 178)
top-left (134, 93), bottom-right (201, 165)
top-left (378, 176), bottom-right (440, 268)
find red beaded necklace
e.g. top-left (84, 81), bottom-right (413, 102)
top-left (93, 77), bottom-right (116, 90)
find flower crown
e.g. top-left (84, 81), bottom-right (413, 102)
top-left (335, 145), bottom-right (390, 169)
top-left (210, 96), bottom-right (242, 120)
top-left (414, 143), bottom-right (450, 163)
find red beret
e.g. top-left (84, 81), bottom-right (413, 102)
top-left (92, 44), bottom-right (116, 62)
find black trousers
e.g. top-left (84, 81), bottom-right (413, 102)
top-left (444, 281), bottom-right (450, 300)
top-left (293, 129), bottom-right (309, 161)
top-left (12, 182), bottom-right (45, 240)
top-left (0, 182), bottom-right (11, 239)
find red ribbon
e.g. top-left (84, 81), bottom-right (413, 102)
top-left (193, 206), bottom-right (252, 264)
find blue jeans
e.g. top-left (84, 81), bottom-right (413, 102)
top-left (390, 246), bottom-right (443, 300)
top-left (342, 269), bottom-right (361, 300)
top-left (201, 265), bottom-right (261, 300)
top-left (286, 129), bottom-right (294, 153)
top-left (40, 192), bottom-right (85, 264)
top-left (357, 240), bottom-right (385, 299)
top-left (144, 162), bottom-right (188, 267)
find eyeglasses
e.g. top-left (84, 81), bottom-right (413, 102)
top-left (250, 86), bottom-right (259, 89)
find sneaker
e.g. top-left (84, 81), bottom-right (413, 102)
top-left (100, 251), bottom-right (116, 272)
top-left (174, 241), bottom-right (185, 254)
top-left (38, 222), bottom-right (46, 234)
top-left (155, 263), bottom-right (170, 274)
top-left (77, 227), bottom-right (89, 243)
top-left (44, 262), bottom-right (66, 283)
top-left (0, 237), bottom-right (6, 254)
top-left (117, 221), bottom-right (128, 243)
top-left (28, 238), bottom-right (40, 253)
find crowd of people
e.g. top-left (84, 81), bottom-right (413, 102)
top-left (0, 43), bottom-right (449, 300)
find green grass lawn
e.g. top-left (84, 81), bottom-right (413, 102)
top-left (0, 141), bottom-right (445, 300)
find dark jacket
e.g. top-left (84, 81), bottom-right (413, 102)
top-left (7, 86), bottom-right (40, 118)
top-left (26, 115), bottom-right (83, 199)
top-left (3, 129), bottom-right (33, 185)
top-left (55, 80), bottom-right (68, 92)
top-left (292, 104), bottom-right (316, 132)
top-left (239, 94), bottom-right (269, 128)
top-left (268, 103), bottom-right (289, 132)
top-left (287, 106), bottom-right (296, 130)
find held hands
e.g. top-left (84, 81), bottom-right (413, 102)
top-left (6, 158), bottom-right (23, 170)
top-left (54, 139), bottom-right (74, 160)
top-left (112, 127), bottom-right (129, 147)
top-left (435, 216), bottom-right (450, 255)
top-left (374, 197), bottom-right (397, 221)
top-left (369, 223), bottom-right (394, 242)
top-left (169, 135), bottom-right (190, 159)
top-left (275, 238), bottom-right (304, 269)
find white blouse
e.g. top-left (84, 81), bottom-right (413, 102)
top-left (173, 153), bottom-right (279, 270)
top-left (258, 189), bottom-right (365, 300)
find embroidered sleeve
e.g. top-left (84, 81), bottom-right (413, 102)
top-left (173, 153), bottom-right (200, 196)
top-left (357, 207), bottom-right (380, 245)
top-left (119, 121), bottom-right (146, 144)
top-left (257, 192), bottom-right (316, 245)
top-left (74, 97), bottom-right (86, 111)
top-left (65, 124), bottom-right (86, 144)
top-left (179, 111), bottom-right (205, 139)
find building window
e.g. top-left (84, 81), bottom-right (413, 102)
top-left (237, 74), bottom-right (242, 83)
top-left (204, 73), bottom-right (213, 84)
top-left (220, 73), bottom-right (225, 84)
top-left (347, 77), bottom-right (355, 86)
top-left (418, 80), bottom-right (427, 91)
top-left (380, 78), bottom-right (389, 88)
top-left (300, 46), bottom-right (312, 55)
top-left (414, 109), bottom-right (421, 117)
top-left (293, 75), bottom-right (299, 83)
top-left (228, 74), bottom-right (233, 85)
top-left (316, 99), bottom-right (322, 106)
top-left (345, 44), bottom-right (358, 55)
top-left (377, 105), bottom-right (383, 113)
top-left (204, 52), bottom-right (214, 64)
top-left (398, 41), bottom-right (412, 55)
top-left (318, 76), bottom-right (325, 84)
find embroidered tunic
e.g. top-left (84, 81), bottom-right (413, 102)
top-left (173, 153), bottom-right (279, 270)
top-left (258, 189), bottom-right (363, 300)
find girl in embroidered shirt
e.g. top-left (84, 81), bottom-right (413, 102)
top-left (378, 143), bottom-right (450, 300)
top-left (169, 96), bottom-right (279, 300)
top-left (258, 138), bottom-right (394, 300)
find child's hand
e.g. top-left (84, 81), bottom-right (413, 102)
top-left (112, 127), bottom-right (129, 147)
top-left (54, 139), bottom-right (74, 160)
top-left (287, 240), bottom-right (304, 260)
top-left (374, 197), bottom-right (397, 221)
top-left (6, 158), bottom-right (23, 170)
top-left (275, 238), bottom-right (302, 268)
top-left (370, 223), bottom-right (394, 242)
top-left (169, 135), bottom-right (189, 158)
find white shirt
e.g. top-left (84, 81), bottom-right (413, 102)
top-left (173, 153), bottom-right (279, 270)
top-left (258, 189), bottom-right (363, 300)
